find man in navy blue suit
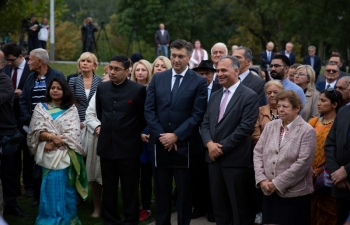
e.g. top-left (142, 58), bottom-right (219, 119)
top-left (259, 41), bottom-right (275, 74)
top-left (145, 39), bottom-right (207, 225)
top-left (315, 62), bottom-right (340, 92)
top-left (279, 42), bottom-right (295, 65)
top-left (303, 45), bottom-right (321, 78)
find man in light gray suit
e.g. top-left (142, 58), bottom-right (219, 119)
top-left (201, 56), bottom-right (259, 225)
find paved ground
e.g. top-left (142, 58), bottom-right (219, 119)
top-left (147, 212), bottom-right (216, 225)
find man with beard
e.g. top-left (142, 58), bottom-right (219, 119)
top-left (270, 55), bottom-right (306, 106)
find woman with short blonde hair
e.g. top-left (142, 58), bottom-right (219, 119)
top-left (130, 59), bottom-right (152, 85)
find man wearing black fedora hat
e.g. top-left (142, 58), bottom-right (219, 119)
top-left (193, 60), bottom-right (222, 102)
top-left (190, 60), bottom-right (222, 222)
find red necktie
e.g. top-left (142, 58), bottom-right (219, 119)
top-left (12, 68), bottom-right (18, 89)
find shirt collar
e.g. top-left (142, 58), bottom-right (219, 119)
top-left (326, 80), bottom-right (337, 87)
top-left (224, 80), bottom-right (240, 94)
top-left (239, 69), bottom-right (250, 81)
top-left (208, 81), bottom-right (213, 89)
top-left (280, 115), bottom-right (299, 130)
top-left (18, 58), bottom-right (26, 70)
top-left (172, 67), bottom-right (188, 77)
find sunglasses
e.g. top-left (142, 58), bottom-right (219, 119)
top-left (325, 69), bottom-right (338, 73)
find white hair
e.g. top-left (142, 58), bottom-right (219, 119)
top-left (31, 48), bottom-right (49, 64)
top-left (211, 42), bottom-right (228, 55)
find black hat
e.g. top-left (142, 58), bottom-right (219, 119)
top-left (192, 60), bottom-right (216, 72)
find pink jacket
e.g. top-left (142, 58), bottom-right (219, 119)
top-left (254, 116), bottom-right (316, 198)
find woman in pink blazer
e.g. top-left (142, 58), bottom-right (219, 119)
top-left (254, 90), bottom-right (316, 225)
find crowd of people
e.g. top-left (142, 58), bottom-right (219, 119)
top-left (0, 36), bottom-right (350, 225)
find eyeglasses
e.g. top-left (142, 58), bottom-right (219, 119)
top-left (170, 54), bottom-right (187, 60)
top-left (270, 64), bottom-right (284, 68)
top-left (5, 56), bottom-right (18, 62)
top-left (108, 66), bottom-right (125, 72)
top-left (326, 88), bottom-right (339, 99)
top-left (295, 72), bottom-right (308, 77)
top-left (325, 69), bottom-right (338, 73)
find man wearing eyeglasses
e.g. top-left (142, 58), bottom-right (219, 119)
top-left (335, 76), bottom-right (350, 106)
top-left (316, 62), bottom-right (340, 92)
top-left (316, 54), bottom-right (347, 83)
top-left (269, 55), bottom-right (306, 107)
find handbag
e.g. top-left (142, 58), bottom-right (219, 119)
top-left (0, 132), bottom-right (23, 155)
top-left (314, 165), bottom-right (333, 194)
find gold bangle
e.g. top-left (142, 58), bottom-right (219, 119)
top-left (47, 133), bottom-right (52, 142)
top-left (49, 141), bottom-right (55, 147)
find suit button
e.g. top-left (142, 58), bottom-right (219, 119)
top-left (272, 172), bottom-right (274, 175)
top-left (169, 123), bottom-right (171, 125)
top-left (276, 151), bottom-right (278, 154)
top-left (273, 162), bottom-right (275, 164)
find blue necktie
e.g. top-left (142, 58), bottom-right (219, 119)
top-left (171, 75), bottom-right (182, 103)
top-left (207, 88), bottom-right (211, 102)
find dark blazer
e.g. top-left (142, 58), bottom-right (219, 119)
top-left (211, 81), bottom-right (222, 93)
top-left (241, 72), bottom-right (266, 106)
top-left (154, 30), bottom-right (170, 45)
top-left (315, 80), bottom-right (340, 93)
top-left (325, 105), bottom-right (350, 198)
top-left (201, 83), bottom-right (259, 167)
top-left (316, 71), bottom-right (347, 83)
top-left (259, 51), bottom-right (275, 71)
top-left (96, 79), bottom-right (146, 159)
top-left (2, 63), bottom-right (31, 126)
top-left (303, 55), bottom-right (321, 75)
top-left (69, 74), bottom-right (102, 122)
top-left (279, 50), bottom-right (296, 65)
top-left (145, 69), bottom-right (207, 155)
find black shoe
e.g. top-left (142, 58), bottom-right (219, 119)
top-left (4, 206), bottom-right (29, 217)
top-left (29, 200), bottom-right (39, 207)
top-left (207, 214), bottom-right (215, 222)
top-left (191, 211), bottom-right (206, 219)
top-left (25, 189), bottom-right (34, 198)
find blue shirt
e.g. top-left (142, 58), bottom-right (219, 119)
top-left (282, 78), bottom-right (306, 107)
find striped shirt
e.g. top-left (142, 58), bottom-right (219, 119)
top-left (31, 76), bottom-right (46, 112)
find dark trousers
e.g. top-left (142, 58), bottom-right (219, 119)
top-left (152, 157), bottom-right (192, 225)
top-left (191, 152), bottom-right (213, 215)
top-left (39, 40), bottom-right (47, 49)
top-left (82, 40), bottom-right (95, 53)
top-left (209, 163), bottom-right (250, 225)
top-left (28, 36), bottom-right (38, 53)
top-left (140, 162), bottom-right (152, 210)
top-left (14, 135), bottom-right (34, 192)
top-left (336, 197), bottom-right (350, 225)
top-left (0, 153), bottom-right (18, 208)
top-left (100, 157), bottom-right (140, 225)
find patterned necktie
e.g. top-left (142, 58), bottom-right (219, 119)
top-left (267, 52), bottom-right (271, 61)
top-left (171, 75), bottom-right (182, 103)
top-left (326, 84), bottom-right (331, 90)
top-left (218, 89), bottom-right (229, 122)
top-left (12, 68), bottom-right (18, 89)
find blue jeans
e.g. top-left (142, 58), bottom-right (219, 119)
top-left (157, 45), bottom-right (168, 58)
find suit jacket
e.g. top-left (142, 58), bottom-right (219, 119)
top-left (254, 116), bottom-right (316, 197)
top-left (315, 71), bottom-right (347, 83)
top-left (201, 83), bottom-right (259, 167)
top-left (2, 63), bottom-right (31, 126)
top-left (325, 105), bottom-right (350, 198)
top-left (259, 51), bottom-right (275, 71)
top-left (301, 89), bottom-right (320, 122)
top-left (279, 50), bottom-right (296, 65)
top-left (242, 72), bottom-right (266, 106)
top-left (303, 55), bottom-right (321, 75)
top-left (154, 30), bottom-right (170, 45)
top-left (144, 69), bottom-right (207, 155)
top-left (96, 79), bottom-right (146, 159)
top-left (211, 81), bottom-right (222, 93)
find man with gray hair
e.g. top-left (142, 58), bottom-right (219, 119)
top-left (210, 42), bottom-right (228, 81)
top-left (303, 45), bottom-right (321, 77)
top-left (259, 41), bottom-right (275, 74)
top-left (201, 55), bottom-right (259, 224)
top-left (19, 48), bottom-right (65, 207)
top-left (335, 76), bottom-right (350, 106)
top-left (280, 42), bottom-right (295, 65)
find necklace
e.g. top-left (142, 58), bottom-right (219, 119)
top-left (321, 117), bottom-right (334, 125)
top-left (270, 108), bottom-right (279, 120)
top-left (49, 102), bottom-right (59, 108)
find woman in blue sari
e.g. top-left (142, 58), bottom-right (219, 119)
top-left (27, 77), bottom-right (88, 225)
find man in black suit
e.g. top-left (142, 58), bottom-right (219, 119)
top-left (234, 46), bottom-right (265, 106)
top-left (303, 45), bottom-right (321, 78)
top-left (315, 62), bottom-right (340, 92)
top-left (259, 41), bottom-right (275, 74)
top-left (279, 42), bottom-right (296, 65)
top-left (81, 17), bottom-right (98, 53)
top-left (325, 104), bottom-right (350, 225)
top-left (201, 56), bottom-right (259, 225)
top-left (155, 23), bottom-right (170, 58)
top-left (191, 60), bottom-right (221, 222)
top-left (1, 43), bottom-right (32, 217)
top-left (145, 39), bottom-right (207, 225)
top-left (95, 54), bottom-right (146, 225)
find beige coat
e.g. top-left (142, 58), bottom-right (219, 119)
top-left (254, 116), bottom-right (316, 198)
top-left (301, 89), bottom-right (320, 122)
top-left (251, 105), bottom-right (273, 145)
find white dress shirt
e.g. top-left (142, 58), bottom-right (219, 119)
top-left (12, 58), bottom-right (26, 89)
top-left (220, 81), bottom-right (240, 112)
top-left (171, 67), bottom-right (188, 90)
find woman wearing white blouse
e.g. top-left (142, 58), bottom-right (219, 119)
top-left (190, 39), bottom-right (208, 68)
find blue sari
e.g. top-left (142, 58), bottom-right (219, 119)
top-left (35, 103), bottom-right (83, 225)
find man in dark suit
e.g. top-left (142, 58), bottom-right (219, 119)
top-left (315, 62), bottom-right (340, 92)
top-left (1, 43), bottom-right (32, 217)
top-left (81, 17), bottom-right (98, 53)
top-left (95, 54), bottom-right (146, 224)
top-left (279, 42), bottom-right (295, 65)
top-left (145, 39), bottom-right (207, 225)
top-left (317, 54), bottom-right (347, 83)
top-left (234, 46), bottom-right (265, 106)
top-left (201, 56), bottom-right (259, 225)
top-left (325, 50), bottom-right (347, 72)
top-left (325, 104), bottom-right (350, 225)
top-left (155, 23), bottom-right (170, 58)
top-left (303, 45), bottom-right (321, 78)
top-left (259, 41), bottom-right (275, 74)
top-left (191, 60), bottom-right (221, 222)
